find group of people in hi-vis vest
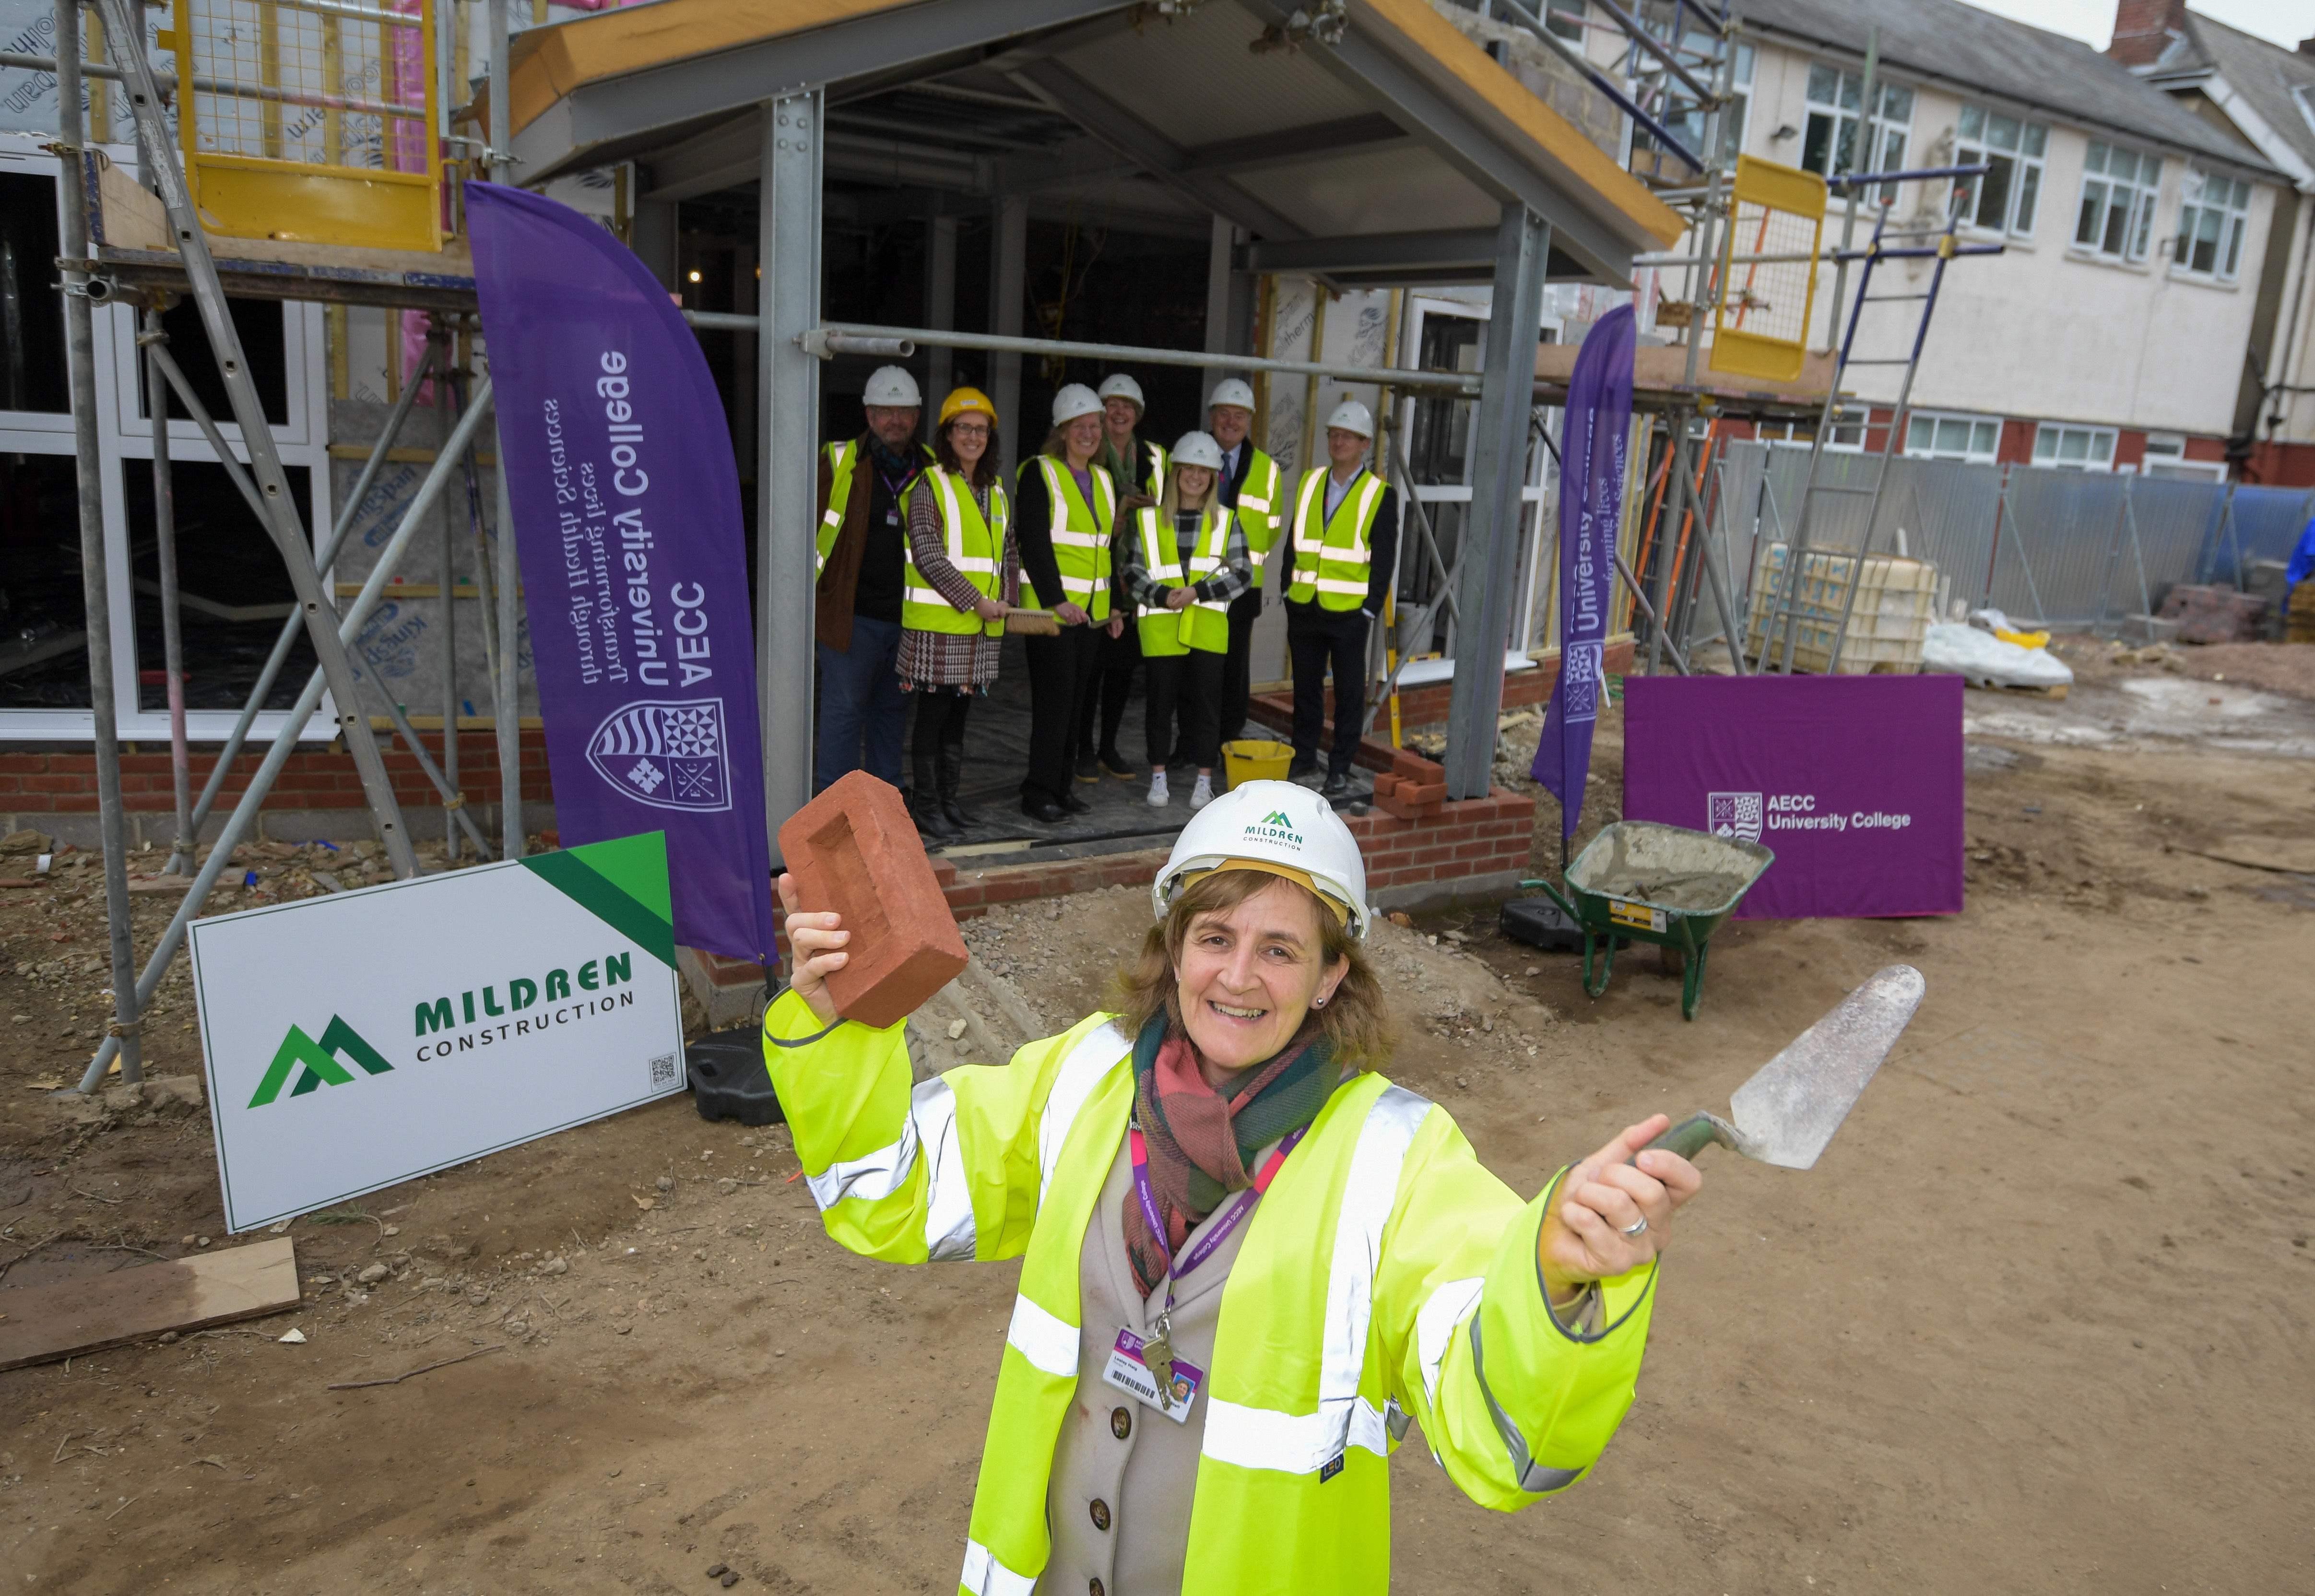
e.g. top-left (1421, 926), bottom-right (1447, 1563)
top-left (810, 366), bottom-right (1403, 837)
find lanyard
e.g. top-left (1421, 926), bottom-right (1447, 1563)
top-left (1129, 1122), bottom-right (1307, 1312)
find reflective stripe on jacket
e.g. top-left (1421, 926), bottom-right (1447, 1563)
top-left (1286, 467), bottom-right (1385, 611)
top-left (1133, 504), bottom-right (1231, 657)
top-left (1232, 449), bottom-right (1284, 589)
top-left (904, 469), bottom-right (1009, 638)
top-left (1031, 457), bottom-right (1117, 622)
top-left (816, 439), bottom-right (858, 579)
top-left (761, 991), bottom-right (1658, 1596)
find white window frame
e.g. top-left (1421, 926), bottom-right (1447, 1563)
top-left (1755, 411), bottom-right (1865, 452)
top-left (2073, 140), bottom-right (2163, 265)
top-left (1542, 0), bottom-right (1586, 45)
top-left (1955, 105), bottom-right (2047, 240)
top-left (2032, 421), bottom-right (2118, 472)
top-left (1902, 410), bottom-right (2002, 464)
top-left (0, 137), bottom-right (338, 744)
top-left (2139, 432), bottom-right (2227, 481)
top-left (2172, 166), bottom-right (2251, 282)
top-left (1800, 62), bottom-right (1913, 199)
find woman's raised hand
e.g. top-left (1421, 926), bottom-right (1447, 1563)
top-left (1537, 1114), bottom-right (1701, 1298)
top-left (775, 872), bottom-right (848, 1026)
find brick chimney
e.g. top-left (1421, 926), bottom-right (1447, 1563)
top-left (2109, 0), bottom-right (2187, 67)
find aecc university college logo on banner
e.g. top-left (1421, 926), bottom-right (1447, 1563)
top-left (587, 698), bottom-right (732, 812)
top-left (1708, 791), bottom-right (1763, 844)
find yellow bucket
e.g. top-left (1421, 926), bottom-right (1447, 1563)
top-left (1222, 739), bottom-right (1294, 789)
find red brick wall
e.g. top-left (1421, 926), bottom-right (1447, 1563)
top-left (2108, 0), bottom-right (2186, 66)
top-left (0, 733), bottom-right (554, 814)
top-left (1345, 788), bottom-right (1535, 893)
top-left (1247, 637), bottom-right (1637, 748)
top-left (2242, 439), bottom-right (2315, 487)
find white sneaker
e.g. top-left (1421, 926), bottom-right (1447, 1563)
top-left (1146, 771), bottom-right (1170, 806)
top-left (1189, 773), bottom-right (1213, 810)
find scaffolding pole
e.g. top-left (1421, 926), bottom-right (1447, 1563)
top-left (139, 305), bottom-right (200, 875)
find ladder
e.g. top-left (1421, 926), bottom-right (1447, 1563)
top-left (1756, 163), bottom-right (2003, 674)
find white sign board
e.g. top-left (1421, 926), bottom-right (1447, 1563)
top-left (189, 832), bottom-right (685, 1232)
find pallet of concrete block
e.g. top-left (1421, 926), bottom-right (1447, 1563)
top-left (2155, 582), bottom-right (2268, 644)
top-left (1744, 544), bottom-right (1937, 674)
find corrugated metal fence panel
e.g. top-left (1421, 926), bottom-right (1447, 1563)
top-left (1998, 466), bottom-right (2132, 624)
top-left (2222, 485), bottom-right (2315, 574)
top-left (1884, 458), bottom-right (2001, 614)
top-left (2121, 476), bottom-right (2224, 611)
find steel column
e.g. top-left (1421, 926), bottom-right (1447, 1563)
top-left (95, 0), bottom-right (417, 877)
top-left (1442, 203), bottom-right (1549, 802)
top-left (925, 214), bottom-right (957, 426)
top-left (142, 307), bottom-right (199, 874)
top-left (58, 0), bottom-right (142, 1085)
top-left (435, 323), bottom-right (460, 859)
top-left (493, 424), bottom-right (522, 856)
top-left (758, 91), bottom-right (823, 861)
top-left (990, 195), bottom-right (1028, 466)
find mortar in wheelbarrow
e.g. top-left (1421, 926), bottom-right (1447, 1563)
top-left (1525, 820), bottom-right (1774, 1019)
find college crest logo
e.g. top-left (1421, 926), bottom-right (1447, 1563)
top-left (586, 699), bottom-right (733, 813)
top-left (1707, 791), bottom-right (1764, 844)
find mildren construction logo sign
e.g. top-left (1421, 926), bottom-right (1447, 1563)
top-left (246, 1017), bottom-right (395, 1107)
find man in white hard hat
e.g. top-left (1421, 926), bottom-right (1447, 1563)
top-left (1283, 398), bottom-right (1399, 797)
top-left (814, 365), bottom-right (935, 793)
top-left (1205, 377), bottom-right (1285, 756)
top-left (1077, 374), bottom-right (1169, 784)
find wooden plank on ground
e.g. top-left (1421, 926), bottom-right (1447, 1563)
top-left (0, 1239), bottom-right (298, 1371)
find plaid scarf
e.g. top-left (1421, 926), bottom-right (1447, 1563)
top-left (1123, 1012), bottom-right (1343, 1297)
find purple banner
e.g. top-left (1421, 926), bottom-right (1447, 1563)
top-left (1622, 674), bottom-right (1964, 920)
top-left (466, 182), bottom-right (775, 965)
top-left (1532, 306), bottom-right (1636, 836)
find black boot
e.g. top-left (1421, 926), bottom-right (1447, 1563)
top-left (911, 745), bottom-right (958, 841)
top-left (938, 740), bottom-right (980, 828)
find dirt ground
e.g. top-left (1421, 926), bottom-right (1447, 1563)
top-left (3, 646), bottom-right (2313, 1595)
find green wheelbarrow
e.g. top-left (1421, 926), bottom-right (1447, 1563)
top-left (1524, 820), bottom-right (1775, 1020)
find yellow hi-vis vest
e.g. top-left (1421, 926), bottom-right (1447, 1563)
top-left (1286, 467), bottom-right (1385, 611)
top-left (762, 992), bottom-right (1659, 1596)
top-left (903, 469), bottom-right (1009, 638)
top-left (1031, 455), bottom-right (1117, 622)
top-left (818, 438), bottom-right (934, 580)
top-left (1133, 504), bottom-right (1231, 657)
top-left (1113, 437), bottom-right (1167, 499)
top-left (1230, 448), bottom-right (1285, 590)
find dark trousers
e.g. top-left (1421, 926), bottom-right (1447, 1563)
top-left (814, 615), bottom-right (907, 792)
top-left (1021, 624), bottom-right (1104, 806)
top-left (1145, 649), bottom-right (1223, 770)
top-left (1218, 586), bottom-right (1263, 746)
top-left (1075, 622), bottom-right (1140, 764)
top-left (911, 688), bottom-right (972, 776)
top-left (1287, 601), bottom-right (1369, 774)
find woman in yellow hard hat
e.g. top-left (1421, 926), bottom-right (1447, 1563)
top-left (899, 387), bottom-right (1016, 841)
top-left (767, 778), bottom-right (1702, 1594)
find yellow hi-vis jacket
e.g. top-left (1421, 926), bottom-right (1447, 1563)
top-left (1030, 456), bottom-right (1118, 623)
top-left (1133, 503), bottom-right (1232, 657)
top-left (1230, 448), bottom-right (1285, 590)
top-left (1286, 466), bottom-right (1384, 610)
top-left (762, 992), bottom-right (1658, 1596)
top-left (818, 437), bottom-right (935, 579)
top-left (903, 469), bottom-right (1009, 638)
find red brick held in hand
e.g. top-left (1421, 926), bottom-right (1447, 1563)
top-left (777, 770), bottom-right (967, 1029)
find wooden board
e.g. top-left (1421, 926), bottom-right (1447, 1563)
top-left (0, 1238), bottom-right (298, 1371)
top-left (1971, 681), bottom-right (2069, 701)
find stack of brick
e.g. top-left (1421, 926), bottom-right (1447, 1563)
top-left (1370, 750), bottom-right (1449, 821)
top-left (2157, 583), bottom-right (2269, 645)
top-left (2290, 581), bottom-right (2315, 645)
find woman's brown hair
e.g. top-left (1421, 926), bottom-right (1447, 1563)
top-left (1110, 869), bottom-right (1392, 1070)
top-left (934, 415), bottom-right (1002, 490)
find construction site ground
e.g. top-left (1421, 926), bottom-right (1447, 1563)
top-left (2, 639), bottom-right (2310, 1594)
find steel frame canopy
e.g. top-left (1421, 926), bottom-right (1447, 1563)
top-left (498, 0), bottom-right (1689, 835)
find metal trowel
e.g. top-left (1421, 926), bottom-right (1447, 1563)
top-left (1642, 964), bottom-right (1925, 1170)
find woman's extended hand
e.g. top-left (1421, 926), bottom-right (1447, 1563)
top-left (1537, 1114), bottom-right (1701, 1297)
top-left (972, 595), bottom-right (1008, 622)
top-left (775, 872), bottom-right (848, 1026)
top-left (1164, 587), bottom-right (1193, 611)
top-left (1055, 601), bottom-right (1091, 627)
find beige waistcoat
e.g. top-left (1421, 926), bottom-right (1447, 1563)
top-left (1035, 1137), bottom-right (1257, 1596)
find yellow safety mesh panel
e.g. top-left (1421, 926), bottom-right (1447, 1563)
top-left (170, 0), bottom-right (441, 252)
top-left (1708, 155), bottom-right (1825, 387)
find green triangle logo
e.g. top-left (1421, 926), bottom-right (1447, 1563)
top-left (248, 1016), bottom-right (394, 1108)
top-left (1262, 810), bottom-right (1294, 828)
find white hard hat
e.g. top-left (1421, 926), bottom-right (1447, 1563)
top-left (1152, 780), bottom-right (1370, 940)
top-left (1051, 383), bottom-right (1104, 426)
top-left (1326, 399), bottom-right (1375, 438)
top-left (1208, 378), bottom-right (1256, 413)
top-left (1097, 373), bottom-right (1146, 409)
top-left (1170, 430), bottom-right (1224, 472)
top-left (863, 366), bottom-right (921, 408)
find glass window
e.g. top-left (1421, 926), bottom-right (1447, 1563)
top-left (1632, 31), bottom-right (1750, 175)
top-left (1544, 0), bottom-right (1586, 44)
top-left (1903, 412), bottom-right (2001, 463)
top-left (1956, 105), bottom-right (2048, 238)
top-left (0, 171), bottom-right (69, 415)
top-left (2074, 140), bottom-right (2161, 264)
top-left (2032, 422), bottom-right (2118, 470)
top-left (2173, 167), bottom-right (2252, 281)
top-left (1802, 64), bottom-right (1912, 201)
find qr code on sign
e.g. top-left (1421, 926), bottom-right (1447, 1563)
top-left (649, 1052), bottom-right (679, 1088)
